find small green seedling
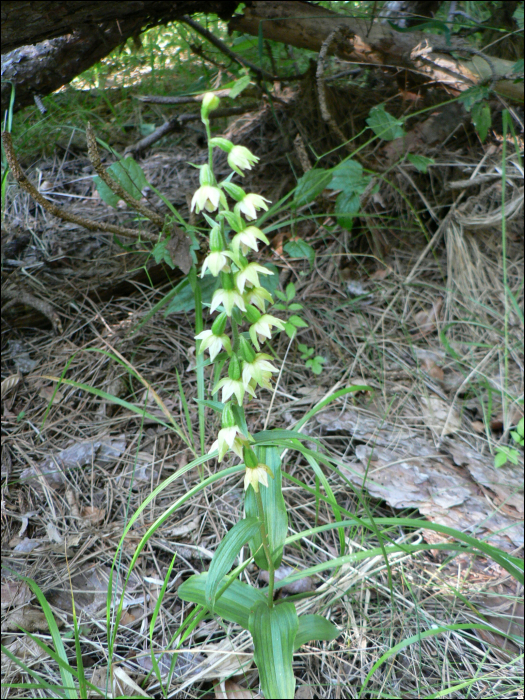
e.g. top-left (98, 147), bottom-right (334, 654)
top-left (298, 343), bottom-right (326, 375)
top-left (273, 282), bottom-right (309, 339)
top-left (494, 416), bottom-right (524, 468)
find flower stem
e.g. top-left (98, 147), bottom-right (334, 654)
top-left (255, 487), bottom-right (275, 608)
top-left (204, 119), bottom-right (213, 171)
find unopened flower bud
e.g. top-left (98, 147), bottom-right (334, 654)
top-left (211, 311), bottom-right (228, 336)
top-left (221, 182), bottom-right (246, 202)
top-left (209, 226), bottom-right (224, 252)
top-left (201, 92), bottom-right (220, 120)
top-left (245, 305), bottom-right (262, 324)
top-left (209, 137), bottom-right (234, 152)
top-left (239, 336), bottom-right (256, 363)
top-left (199, 164), bottom-right (214, 186)
top-left (228, 355), bottom-right (242, 381)
top-left (244, 446), bottom-right (259, 469)
top-left (221, 401), bottom-right (236, 428)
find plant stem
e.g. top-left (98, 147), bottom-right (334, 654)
top-left (204, 119), bottom-right (213, 170)
top-left (255, 487), bottom-right (275, 608)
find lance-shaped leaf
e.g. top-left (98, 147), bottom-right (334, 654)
top-left (294, 614), bottom-right (340, 651)
top-left (178, 573), bottom-right (266, 629)
top-left (249, 600), bottom-right (298, 699)
top-left (205, 517), bottom-right (260, 608)
top-left (245, 447), bottom-right (288, 571)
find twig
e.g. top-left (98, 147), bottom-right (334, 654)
top-left (316, 29), bottom-right (352, 152)
top-left (181, 15), bottom-right (305, 82)
top-left (1, 132), bottom-right (157, 243)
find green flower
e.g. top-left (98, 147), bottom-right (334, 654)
top-left (201, 251), bottom-right (231, 277)
top-left (244, 463), bottom-right (273, 492)
top-left (228, 145), bottom-right (259, 176)
top-left (211, 288), bottom-right (246, 316)
top-left (213, 376), bottom-right (255, 404)
top-left (191, 184), bottom-right (226, 214)
top-left (244, 286), bottom-right (274, 312)
top-left (234, 193), bottom-right (271, 221)
top-left (249, 314), bottom-right (286, 350)
top-left (235, 262), bottom-right (273, 293)
top-left (231, 226), bottom-right (270, 255)
top-left (242, 353), bottom-right (279, 389)
top-left (195, 329), bottom-right (231, 361)
top-left (209, 425), bottom-right (245, 461)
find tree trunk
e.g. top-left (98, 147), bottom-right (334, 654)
top-left (1, 0), bottom-right (238, 112)
top-left (229, 1), bottom-right (522, 103)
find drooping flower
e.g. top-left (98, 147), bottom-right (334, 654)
top-left (235, 262), bottom-right (273, 294)
top-left (244, 464), bottom-right (273, 492)
top-left (231, 226), bottom-right (270, 255)
top-left (210, 288), bottom-right (246, 316)
top-left (191, 185), bottom-right (225, 214)
top-left (234, 193), bottom-right (271, 221)
top-left (208, 425), bottom-right (245, 461)
top-left (244, 286), bottom-right (274, 312)
top-left (195, 329), bottom-right (231, 361)
top-left (249, 314), bottom-right (286, 350)
top-left (242, 353), bottom-right (279, 389)
top-left (228, 146), bottom-right (259, 176)
top-left (213, 376), bottom-right (255, 404)
top-left (200, 250), bottom-right (231, 277)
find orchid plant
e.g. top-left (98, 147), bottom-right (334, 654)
top-left (176, 93), bottom-right (340, 698)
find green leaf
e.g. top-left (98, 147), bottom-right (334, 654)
top-left (284, 239), bottom-right (315, 268)
top-left (194, 398), bottom-right (224, 414)
top-left (328, 159), bottom-right (370, 194)
top-left (284, 322), bottom-right (297, 339)
top-left (259, 263), bottom-right (280, 297)
top-left (288, 314), bottom-right (308, 328)
top-left (293, 169), bottom-right (332, 206)
top-left (494, 450), bottom-right (509, 468)
top-left (205, 517), bottom-right (260, 608)
top-left (229, 74), bottom-right (251, 99)
top-left (288, 303), bottom-right (303, 311)
top-left (306, 356), bottom-right (326, 375)
top-left (366, 105), bottom-right (405, 141)
top-left (335, 190), bottom-right (360, 231)
top-left (152, 238), bottom-right (175, 269)
top-left (285, 281), bottom-right (296, 301)
top-left (274, 290), bottom-right (287, 301)
top-left (511, 58), bottom-right (524, 74)
top-left (273, 303), bottom-right (287, 311)
top-left (245, 447), bottom-right (288, 570)
top-left (164, 275), bottom-right (219, 315)
top-left (294, 614), bottom-right (339, 651)
top-left (471, 101), bottom-right (491, 142)
top-left (406, 153), bottom-right (434, 173)
top-left (387, 18), bottom-right (451, 45)
top-left (249, 601), bottom-right (298, 699)
top-left (93, 176), bottom-right (120, 208)
top-left (458, 86), bottom-right (489, 112)
top-left (93, 156), bottom-right (148, 208)
top-left (178, 573), bottom-right (266, 629)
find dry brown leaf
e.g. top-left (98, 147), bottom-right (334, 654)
top-left (413, 298), bottom-right (443, 336)
top-left (81, 505), bottom-right (106, 526)
top-left (471, 420), bottom-right (486, 434)
top-left (214, 680), bottom-right (256, 699)
top-left (370, 267), bottom-right (391, 280)
top-left (1, 605), bottom-right (62, 633)
top-left (0, 581), bottom-right (32, 609)
top-left (260, 565), bottom-right (314, 595)
top-left (295, 684), bottom-right (315, 699)
top-left (421, 358), bottom-right (444, 383)
top-left (3, 636), bottom-right (47, 663)
top-left (1, 373), bottom-right (21, 399)
top-left (420, 396), bottom-right (461, 435)
top-left (38, 385), bottom-right (64, 403)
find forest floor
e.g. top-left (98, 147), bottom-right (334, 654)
top-left (1, 80), bottom-right (524, 699)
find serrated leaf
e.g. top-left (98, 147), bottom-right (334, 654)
top-left (206, 518), bottom-right (260, 608)
top-left (335, 190), bottom-right (360, 231)
top-left (284, 239), bottom-right (315, 268)
top-left (229, 74), bottom-right (251, 99)
top-left (178, 573), bottom-right (266, 629)
top-left (406, 153), bottom-right (434, 173)
top-left (293, 169), bottom-right (332, 206)
top-left (288, 315), bottom-right (308, 328)
top-left (285, 282), bottom-right (296, 301)
top-left (366, 105), bottom-right (405, 141)
top-left (245, 447), bottom-right (288, 570)
top-left (328, 159), bottom-right (370, 194)
top-left (249, 601), bottom-right (298, 699)
top-left (471, 101), bottom-right (491, 143)
top-left (294, 614), bottom-right (339, 650)
top-left (458, 86), bottom-right (489, 112)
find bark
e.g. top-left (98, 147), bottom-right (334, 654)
top-left (1, 0), bottom-right (238, 112)
top-left (229, 1), bottom-right (523, 103)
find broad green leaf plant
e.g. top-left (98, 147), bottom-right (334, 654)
top-left (176, 93), bottom-right (339, 698)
